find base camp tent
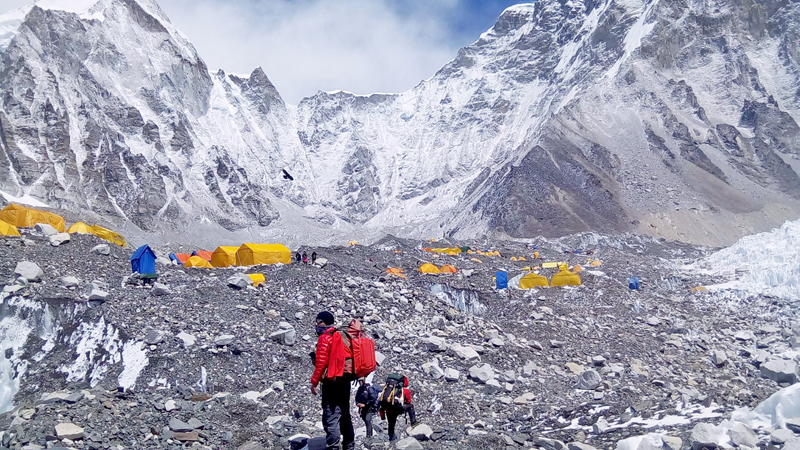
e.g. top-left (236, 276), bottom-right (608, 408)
top-left (0, 204), bottom-right (65, 232)
top-left (185, 256), bottom-right (213, 268)
top-left (384, 267), bottom-right (406, 278)
top-left (439, 265), bottom-right (458, 274)
top-left (249, 274), bottom-right (266, 286)
top-left (551, 270), bottom-right (581, 287)
top-left (169, 253), bottom-right (191, 264)
top-left (419, 263), bottom-right (440, 274)
top-left (211, 246), bottom-right (238, 267)
top-left (68, 222), bottom-right (93, 234)
top-left (90, 225), bottom-right (126, 247)
top-left (495, 271), bottom-right (508, 289)
top-left (520, 273), bottom-right (549, 289)
top-left (192, 250), bottom-right (213, 261)
top-left (0, 220), bottom-right (20, 236)
top-left (131, 245), bottom-right (156, 275)
top-left (235, 243), bottom-right (291, 266)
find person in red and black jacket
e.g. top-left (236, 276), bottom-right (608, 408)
top-left (310, 311), bottom-right (355, 450)
top-left (378, 375), bottom-right (417, 441)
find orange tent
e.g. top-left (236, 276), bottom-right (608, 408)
top-left (192, 250), bottom-right (213, 261)
top-left (174, 253), bottom-right (191, 264)
top-left (384, 267), bottom-right (407, 279)
top-left (439, 265), bottom-right (458, 274)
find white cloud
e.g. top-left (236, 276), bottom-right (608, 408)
top-left (1, 0), bottom-right (478, 104)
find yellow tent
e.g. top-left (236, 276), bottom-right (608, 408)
top-left (68, 222), bottom-right (93, 234)
top-left (551, 270), bottom-right (581, 287)
top-left (384, 267), bottom-right (407, 279)
top-left (590, 260), bottom-right (603, 267)
top-left (419, 263), bottom-right (440, 274)
top-left (470, 258), bottom-right (483, 263)
top-left (534, 251), bottom-right (540, 259)
top-left (557, 262), bottom-right (569, 271)
top-left (520, 273), bottom-right (549, 289)
top-left (440, 264), bottom-right (458, 274)
top-left (235, 243), bottom-right (292, 266)
top-left (211, 246), bottom-right (239, 267)
top-left (249, 274), bottom-right (266, 286)
top-left (185, 255), bottom-right (213, 268)
top-left (428, 247), bottom-right (461, 255)
top-left (0, 220), bottom-right (20, 237)
top-left (691, 286), bottom-right (709, 294)
top-left (348, 240), bottom-right (358, 246)
top-left (90, 225), bottom-right (126, 247)
top-left (572, 265), bottom-right (583, 273)
top-left (0, 204), bottom-right (65, 232)
top-left (542, 262), bottom-right (558, 269)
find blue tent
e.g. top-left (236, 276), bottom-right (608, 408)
top-left (131, 245), bottom-right (157, 275)
top-left (629, 277), bottom-right (641, 290)
top-left (495, 271), bottom-right (508, 290)
top-left (168, 253), bottom-right (179, 263)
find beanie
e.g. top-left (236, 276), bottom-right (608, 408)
top-left (316, 311), bottom-right (334, 325)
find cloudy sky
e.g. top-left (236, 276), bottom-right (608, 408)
top-left (1, 0), bottom-right (524, 103)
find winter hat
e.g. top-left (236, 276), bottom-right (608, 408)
top-left (316, 311), bottom-right (334, 325)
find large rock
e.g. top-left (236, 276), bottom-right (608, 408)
top-left (444, 368), bottom-right (460, 382)
top-left (49, 232), bottom-right (70, 246)
top-left (424, 336), bottom-right (447, 352)
top-left (395, 437), bottom-right (423, 450)
top-left (410, 424), bottom-right (433, 441)
top-left (468, 364), bottom-right (495, 383)
top-left (88, 288), bottom-right (109, 301)
top-left (691, 423), bottom-right (719, 450)
top-left (227, 273), bottom-right (251, 289)
top-left (270, 328), bottom-right (296, 346)
top-left (14, 261), bottom-right (43, 282)
top-left (728, 423), bottom-right (757, 448)
top-left (215, 334), bottom-right (235, 346)
top-left (61, 276), bottom-right (80, 288)
top-left (533, 437), bottom-right (566, 450)
top-left (451, 343), bottom-right (480, 361)
top-left (575, 369), bottom-right (602, 390)
top-left (711, 350), bottom-right (728, 367)
top-left (422, 361), bottom-right (444, 380)
top-left (169, 418), bottom-right (193, 432)
top-left (176, 332), bottom-right (196, 347)
top-left (661, 436), bottom-right (682, 450)
top-left (34, 223), bottom-right (58, 236)
top-left (152, 283), bottom-right (170, 296)
top-left (54, 422), bottom-right (84, 440)
top-left (91, 244), bottom-right (110, 255)
top-left (760, 359), bottom-right (798, 383)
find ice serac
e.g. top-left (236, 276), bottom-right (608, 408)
top-left (0, 0), bottom-right (799, 245)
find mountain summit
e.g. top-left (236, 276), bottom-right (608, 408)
top-left (0, 0), bottom-right (798, 246)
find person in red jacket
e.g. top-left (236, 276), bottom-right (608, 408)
top-left (378, 375), bottom-right (417, 441)
top-left (310, 311), bottom-right (355, 450)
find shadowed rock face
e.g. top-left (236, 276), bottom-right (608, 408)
top-left (0, 0), bottom-right (798, 244)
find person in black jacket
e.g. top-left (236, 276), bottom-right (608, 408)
top-left (355, 379), bottom-right (380, 440)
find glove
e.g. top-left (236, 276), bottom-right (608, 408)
top-left (311, 385), bottom-right (318, 396)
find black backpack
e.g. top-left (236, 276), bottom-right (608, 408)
top-left (378, 373), bottom-right (405, 410)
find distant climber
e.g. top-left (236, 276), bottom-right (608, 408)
top-left (282, 168), bottom-right (294, 181)
top-left (312, 251), bottom-right (317, 264)
top-left (296, 252), bottom-right (301, 263)
top-left (310, 311), bottom-right (355, 450)
top-left (378, 373), bottom-right (417, 441)
top-left (355, 379), bottom-right (380, 441)
top-left (302, 251), bottom-right (308, 264)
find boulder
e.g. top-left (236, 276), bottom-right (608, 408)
top-left (424, 336), bottom-right (447, 352)
top-left (575, 369), bottom-right (602, 390)
top-left (691, 423), bottom-right (719, 450)
top-left (227, 273), bottom-right (251, 289)
top-left (712, 350), bottom-right (728, 367)
top-left (468, 364), bottom-right (495, 383)
top-left (646, 316), bottom-right (661, 326)
top-left (176, 332), bottom-right (196, 347)
top-left (164, 399), bottom-right (177, 411)
top-left (313, 257), bottom-right (328, 268)
top-left (451, 343), bottom-right (480, 361)
top-left (152, 283), bottom-right (170, 296)
top-left (786, 418), bottom-right (800, 433)
top-left (444, 368), bottom-right (460, 382)
top-left (533, 437), bottom-right (566, 450)
top-left (635, 434), bottom-right (664, 450)
top-left (49, 232), bottom-right (70, 246)
top-left (270, 328), bottom-right (296, 346)
top-left (169, 418), bottom-right (193, 432)
top-left (88, 288), bottom-right (109, 301)
top-left (728, 422), bottom-right (757, 448)
top-left (422, 361), bottom-right (444, 380)
top-left (144, 330), bottom-right (165, 345)
top-left (395, 437), bottom-right (423, 450)
top-left (410, 424), bottom-right (433, 441)
top-left (238, 442), bottom-right (265, 450)
top-left (54, 422), bottom-right (84, 440)
top-left (61, 276), bottom-right (79, 288)
top-left (215, 334), bottom-right (235, 346)
top-left (34, 223), bottom-right (57, 236)
top-left (91, 244), bottom-right (110, 255)
top-left (771, 428), bottom-right (794, 444)
top-left (484, 379), bottom-right (502, 394)
top-left (661, 436), bottom-right (682, 450)
top-left (14, 261), bottom-right (43, 282)
top-left (760, 359), bottom-right (798, 383)
top-left (375, 351), bottom-right (386, 366)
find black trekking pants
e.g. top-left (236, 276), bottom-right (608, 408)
top-left (359, 407), bottom-right (375, 437)
top-left (321, 378), bottom-right (355, 450)
top-left (386, 404), bottom-right (416, 441)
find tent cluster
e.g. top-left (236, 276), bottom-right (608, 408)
top-left (170, 243), bottom-right (292, 269)
top-left (0, 204), bottom-right (125, 246)
top-left (418, 263), bottom-right (458, 274)
top-left (423, 247), bottom-right (462, 255)
top-left (516, 269), bottom-right (582, 288)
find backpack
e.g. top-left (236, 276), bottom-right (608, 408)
top-left (379, 373), bottom-right (406, 411)
top-left (338, 319), bottom-right (377, 378)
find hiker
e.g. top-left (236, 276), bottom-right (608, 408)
top-left (378, 374), bottom-right (417, 441)
top-left (296, 252), bottom-right (301, 263)
top-left (312, 251), bottom-right (317, 264)
top-left (303, 251), bottom-right (308, 264)
top-left (310, 311), bottom-right (355, 450)
top-left (355, 379), bottom-right (379, 441)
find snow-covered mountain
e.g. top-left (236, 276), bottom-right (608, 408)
top-left (0, 0), bottom-right (798, 246)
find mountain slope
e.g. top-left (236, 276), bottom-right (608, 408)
top-left (0, 0), bottom-right (798, 246)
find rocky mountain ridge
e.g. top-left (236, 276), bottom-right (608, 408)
top-left (0, 0), bottom-right (799, 247)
